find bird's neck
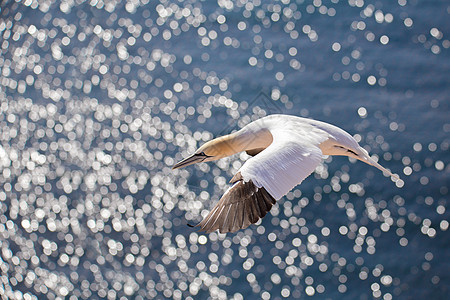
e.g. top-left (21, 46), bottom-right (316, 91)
top-left (210, 128), bottom-right (273, 157)
top-left (236, 128), bottom-right (273, 153)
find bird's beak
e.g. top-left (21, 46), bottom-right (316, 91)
top-left (172, 152), bottom-right (209, 169)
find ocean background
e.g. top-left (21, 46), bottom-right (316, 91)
top-left (0, 0), bottom-right (448, 299)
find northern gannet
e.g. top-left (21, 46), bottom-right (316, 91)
top-left (173, 114), bottom-right (398, 234)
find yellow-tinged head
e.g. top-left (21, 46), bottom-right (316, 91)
top-left (172, 133), bottom-right (241, 169)
top-left (172, 128), bottom-right (273, 169)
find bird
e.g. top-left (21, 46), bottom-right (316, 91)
top-left (172, 114), bottom-right (398, 234)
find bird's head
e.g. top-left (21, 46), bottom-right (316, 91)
top-left (172, 134), bottom-right (240, 169)
top-left (173, 127), bottom-right (273, 170)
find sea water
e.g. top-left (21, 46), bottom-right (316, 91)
top-left (0, 0), bottom-right (448, 299)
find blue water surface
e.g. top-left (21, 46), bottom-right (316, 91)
top-left (0, 0), bottom-right (448, 299)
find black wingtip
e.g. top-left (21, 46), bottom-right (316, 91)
top-left (187, 223), bottom-right (195, 228)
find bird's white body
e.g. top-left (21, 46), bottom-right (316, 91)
top-left (238, 115), bottom-right (356, 199)
top-left (173, 114), bottom-right (397, 233)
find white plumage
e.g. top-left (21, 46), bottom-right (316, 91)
top-left (240, 130), bottom-right (324, 200)
top-left (173, 114), bottom-right (398, 233)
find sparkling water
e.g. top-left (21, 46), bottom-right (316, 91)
top-left (0, 0), bottom-right (448, 299)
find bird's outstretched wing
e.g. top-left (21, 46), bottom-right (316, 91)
top-left (196, 172), bottom-right (276, 233)
top-left (195, 130), bottom-right (327, 233)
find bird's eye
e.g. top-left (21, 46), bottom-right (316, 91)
top-left (196, 151), bottom-right (211, 157)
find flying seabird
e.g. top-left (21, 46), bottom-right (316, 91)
top-left (173, 114), bottom-right (398, 234)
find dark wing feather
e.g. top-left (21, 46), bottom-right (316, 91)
top-left (196, 172), bottom-right (276, 233)
top-left (246, 147), bottom-right (266, 156)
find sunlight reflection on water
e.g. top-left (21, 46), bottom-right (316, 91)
top-left (0, 0), bottom-right (448, 299)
